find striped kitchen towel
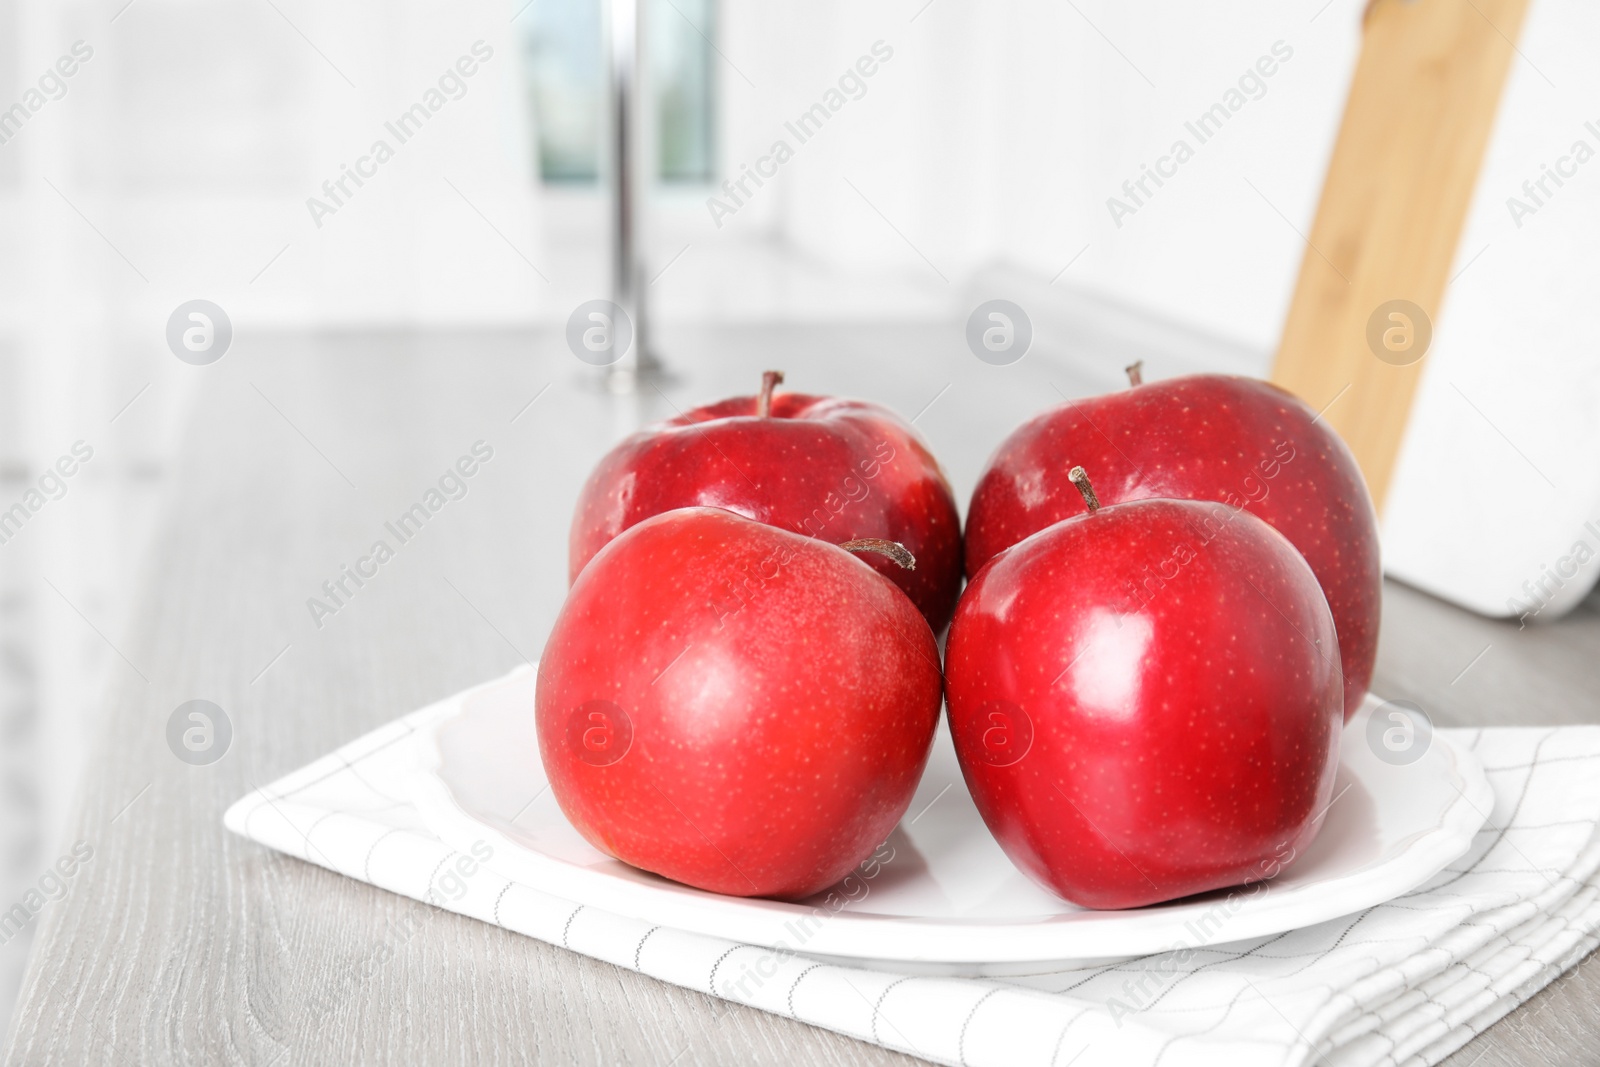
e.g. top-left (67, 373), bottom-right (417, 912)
top-left (225, 674), bottom-right (1600, 1067)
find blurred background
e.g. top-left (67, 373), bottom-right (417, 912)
top-left (3, 0), bottom-right (1578, 1024)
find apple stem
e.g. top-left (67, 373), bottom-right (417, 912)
top-left (1067, 466), bottom-right (1101, 513)
top-left (756, 370), bottom-right (785, 417)
top-left (1125, 361), bottom-right (1144, 387)
top-left (840, 538), bottom-right (916, 571)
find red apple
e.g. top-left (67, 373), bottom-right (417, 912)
top-left (946, 467), bottom-right (1343, 910)
top-left (964, 369), bottom-right (1379, 720)
top-left (570, 371), bottom-right (963, 632)
top-left (537, 506), bottom-right (943, 899)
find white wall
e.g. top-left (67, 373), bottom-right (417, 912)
top-left (1, 0), bottom-right (1372, 338)
top-left (708, 0), bottom-right (1365, 350)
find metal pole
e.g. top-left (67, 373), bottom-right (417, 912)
top-left (605, 0), bottom-right (665, 392)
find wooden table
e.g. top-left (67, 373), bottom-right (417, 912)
top-left (4, 326), bottom-right (1596, 1066)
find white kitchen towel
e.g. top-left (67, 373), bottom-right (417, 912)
top-left (224, 682), bottom-right (1600, 1067)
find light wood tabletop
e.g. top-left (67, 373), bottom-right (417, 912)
top-left (3, 324), bottom-right (1596, 1066)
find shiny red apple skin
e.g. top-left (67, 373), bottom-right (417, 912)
top-left (538, 507), bottom-right (943, 900)
top-left (964, 375), bottom-right (1379, 720)
top-left (570, 390), bottom-right (963, 632)
top-left (946, 496), bottom-right (1343, 910)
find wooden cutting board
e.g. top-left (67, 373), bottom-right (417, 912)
top-left (1273, 0), bottom-right (1600, 621)
top-left (1269, 0), bottom-right (1531, 509)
